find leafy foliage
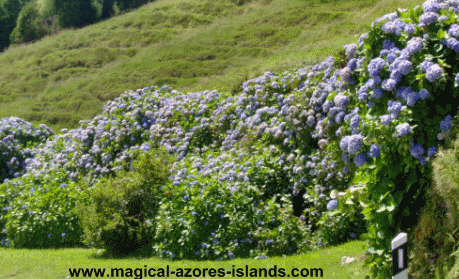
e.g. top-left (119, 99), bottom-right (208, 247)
top-left (75, 147), bottom-right (174, 256)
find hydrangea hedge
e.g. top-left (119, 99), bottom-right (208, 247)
top-left (1, 0), bottom-right (459, 277)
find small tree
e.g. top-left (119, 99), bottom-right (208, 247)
top-left (10, 2), bottom-right (46, 44)
top-left (75, 147), bottom-right (175, 256)
top-left (50, 0), bottom-right (96, 28)
top-left (0, 0), bottom-right (22, 50)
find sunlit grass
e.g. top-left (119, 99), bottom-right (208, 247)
top-left (0, 240), bottom-right (369, 279)
top-left (0, 0), bottom-right (426, 131)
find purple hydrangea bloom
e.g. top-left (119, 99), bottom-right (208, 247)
top-left (406, 91), bottom-right (420, 106)
top-left (396, 123), bottom-right (411, 137)
top-left (382, 79), bottom-right (397, 91)
top-left (397, 60), bottom-right (412, 75)
top-left (420, 156), bottom-right (427, 166)
top-left (440, 115), bottom-right (453, 131)
top-left (343, 44), bottom-right (357, 59)
top-left (419, 12), bottom-right (439, 25)
top-left (438, 15), bottom-right (448, 23)
top-left (446, 38), bottom-right (459, 52)
top-left (340, 67), bottom-right (352, 82)
top-left (368, 144), bottom-right (381, 158)
top-left (354, 152), bottom-right (367, 167)
top-left (350, 115), bottom-right (361, 128)
top-left (380, 114), bottom-right (392, 125)
top-left (410, 144), bottom-right (425, 159)
top-left (428, 146), bottom-right (437, 157)
top-left (383, 40), bottom-right (396, 50)
top-left (419, 88), bottom-right (430, 99)
top-left (449, 24), bottom-right (459, 37)
top-left (368, 58), bottom-right (387, 77)
top-left (405, 37), bottom-right (423, 55)
top-left (340, 134), bottom-right (364, 154)
top-left (347, 58), bottom-right (357, 71)
top-left (334, 94), bottom-right (350, 109)
top-left (327, 200), bottom-right (338, 211)
top-left (426, 64), bottom-right (443, 82)
top-left (423, 0), bottom-right (441, 13)
top-left (388, 100), bottom-right (403, 118)
top-left (420, 59), bottom-right (434, 71)
top-left (404, 23), bottom-right (416, 34)
top-left (390, 70), bottom-right (403, 82)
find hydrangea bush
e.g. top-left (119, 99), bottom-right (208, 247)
top-left (1, 0), bottom-right (459, 277)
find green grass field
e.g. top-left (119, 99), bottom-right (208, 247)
top-left (0, 240), bottom-right (369, 279)
top-left (0, 0), bottom-right (426, 131)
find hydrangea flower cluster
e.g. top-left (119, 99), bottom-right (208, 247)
top-left (0, 0), bottom-right (459, 268)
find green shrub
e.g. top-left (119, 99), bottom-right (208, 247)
top-left (10, 2), bottom-right (47, 45)
top-left (75, 146), bottom-right (174, 256)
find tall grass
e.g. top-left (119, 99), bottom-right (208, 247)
top-left (0, 0), bottom-right (426, 131)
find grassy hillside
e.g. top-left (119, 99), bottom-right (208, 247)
top-left (0, 0), bottom-right (426, 131)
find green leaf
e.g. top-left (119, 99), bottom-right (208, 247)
top-left (437, 29), bottom-right (445, 40)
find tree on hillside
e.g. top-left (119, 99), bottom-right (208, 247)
top-left (115, 0), bottom-right (153, 11)
top-left (50, 0), bottom-right (97, 28)
top-left (9, 2), bottom-right (46, 44)
top-left (100, 0), bottom-right (115, 20)
top-left (0, 0), bottom-right (22, 50)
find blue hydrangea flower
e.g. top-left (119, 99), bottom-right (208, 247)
top-left (420, 156), bottom-right (427, 166)
top-left (426, 64), bottom-right (443, 82)
top-left (449, 24), bottom-right (459, 37)
top-left (396, 123), bottom-right (411, 137)
top-left (388, 100), bottom-right (403, 118)
top-left (420, 59), bottom-right (434, 71)
top-left (405, 37), bottom-right (423, 55)
top-left (446, 38), bottom-right (459, 52)
top-left (410, 144), bottom-right (425, 159)
top-left (428, 146), bottom-right (437, 157)
top-left (340, 135), bottom-right (364, 154)
top-left (327, 200), bottom-right (338, 211)
top-left (350, 115), bottom-right (361, 128)
top-left (404, 23), bottom-right (416, 34)
top-left (419, 88), bottom-right (430, 99)
top-left (350, 232), bottom-right (357, 239)
top-left (368, 144), bottom-right (380, 158)
top-left (419, 12), bottom-right (439, 25)
top-left (368, 58), bottom-right (386, 77)
top-left (423, 0), bottom-right (441, 13)
top-left (354, 152), bottom-right (367, 167)
top-left (382, 79), bottom-right (397, 91)
top-left (440, 115), bottom-right (453, 131)
top-left (380, 114), bottom-right (392, 125)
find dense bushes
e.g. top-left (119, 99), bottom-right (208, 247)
top-left (2, 2), bottom-right (459, 279)
top-left (76, 147), bottom-right (174, 256)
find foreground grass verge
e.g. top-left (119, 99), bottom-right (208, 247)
top-left (0, 0), bottom-right (426, 131)
top-left (0, 240), bottom-right (368, 278)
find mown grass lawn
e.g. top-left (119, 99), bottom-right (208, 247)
top-left (0, 240), bottom-right (368, 278)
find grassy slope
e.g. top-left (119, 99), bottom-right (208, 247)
top-left (0, 0), bottom-right (426, 131)
top-left (0, 240), bottom-right (368, 279)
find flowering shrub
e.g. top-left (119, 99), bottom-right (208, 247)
top-left (1, 1), bottom-right (459, 277)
